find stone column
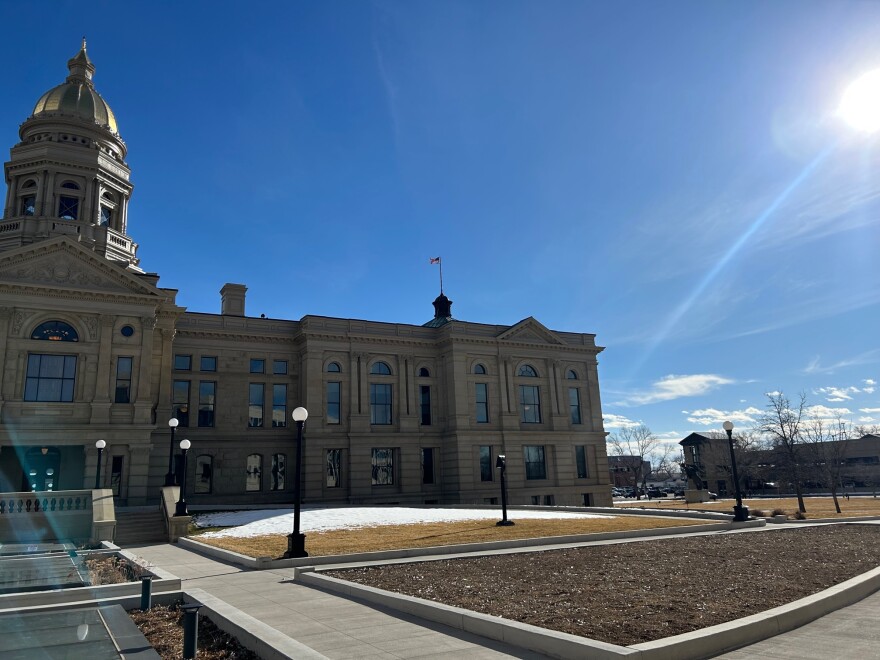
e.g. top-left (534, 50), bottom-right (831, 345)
top-left (126, 445), bottom-right (153, 506)
top-left (134, 315), bottom-right (156, 424)
top-left (0, 307), bottom-right (12, 405)
top-left (155, 326), bottom-right (176, 423)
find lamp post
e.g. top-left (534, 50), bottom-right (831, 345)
top-left (175, 439), bottom-right (191, 516)
top-left (165, 418), bottom-right (179, 486)
top-left (723, 421), bottom-right (749, 522)
top-left (285, 406), bottom-right (309, 558)
top-left (94, 439), bottom-right (106, 489)
top-left (496, 454), bottom-right (514, 526)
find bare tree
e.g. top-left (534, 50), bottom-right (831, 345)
top-left (757, 392), bottom-right (808, 512)
top-left (803, 415), bottom-right (850, 513)
top-left (608, 424), bottom-right (661, 499)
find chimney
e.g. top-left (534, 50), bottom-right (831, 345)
top-left (220, 283), bottom-right (247, 316)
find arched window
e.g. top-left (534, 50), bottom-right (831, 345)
top-left (31, 320), bottom-right (79, 342)
top-left (518, 364), bottom-right (538, 377)
top-left (57, 181), bottom-right (82, 220)
top-left (99, 191), bottom-right (115, 226)
top-left (60, 181), bottom-right (80, 190)
top-left (271, 453), bottom-right (286, 490)
top-left (418, 367), bottom-right (430, 377)
top-left (473, 364), bottom-right (487, 375)
top-left (370, 361), bottom-right (392, 375)
top-left (21, 179), bottom-right (36, 189)
top-left (567, 369), bottom-right (579, 380)
top-left (326, 362), bottom-right (341, 373)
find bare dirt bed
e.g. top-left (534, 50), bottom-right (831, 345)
top-left (327, 525), bottom-right (880, 646)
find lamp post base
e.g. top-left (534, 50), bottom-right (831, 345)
top-left (284, 532), bottom-right (308, 558)
top-left (174, 501), bottom-right (189, 517)
top-left (733, 505), bottom-right (750, 522)
top-left (164, 473), bottom-right (176, 487)
top-left (496, 520), bottom-right (515, 527)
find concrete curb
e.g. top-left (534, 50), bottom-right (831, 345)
top-left (294, 564), bottom-right (880, 660)
top-left (183, 588), bottom-right (329, 660)
top-left (181, 519), bottom-right (761, 570)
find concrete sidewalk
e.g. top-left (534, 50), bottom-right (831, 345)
top-left (127, 542), bottom-right (549, 659)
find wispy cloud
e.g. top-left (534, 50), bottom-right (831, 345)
top-left (815, 386), bottom-right (861, 402)
top-left (603, 413), bottom-right (642, 429)
top-left (805, 404), bottom-right (852, 421)
top-left (615, 374), bottom-right (734, 407)
top-left (803, 350), bottom-right (880, 375)
top-left (859, 407), bottom-right (880, 414)
top-left (683, 406), bottom-right (763, 427)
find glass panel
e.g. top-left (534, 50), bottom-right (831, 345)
top-left (115, 356), bottom-right (132, 403)
top-left (250, 359), bottom-right (265, 374)
top-left (99, 206), bottom-right (112, 226)
top-left (422, 448), bottom-right (435, 484)
top-left (370, 362), bottom-right (391, 375)
top-left (58, 196), bottom-right (78, 220)
top-left (518, 365), bottom-right (537, 377)
top-left (172, 380), bottom-right (190, 426)
top-left (174, 355), bottom-right (192, 371)
top-left (326, 382), bottom-right (341, 424)
top-left (248, 383), bottom-right (264, 427)
top-left (24, 354), bottom-right (76, 402)
top-left (272, 384), bottom-right (287, 427)
top-left (31, 321), bottom-right (78, 342)
top-left (479, 445), bottom-right (493, 482)
top-left (200, 356), bottom-right (217, 371)
top-left (198, 381), bottom-right (215, 427)
top-left (246, 454), bottom-right (262, 491)
top-left (326, 449), bottom-right (341, 487)
top-left (371, 448), bottom-right (394, 485)
top-left (524, 445), bottom-right (547, 480)
top-left (327, 362), bottom-right (341, 372)
top-left (567, 369), bottom-right (578, 380)
top-left (370, 383), bottom-right (392, 425)
top-left (272, 360), bottom-right (288, 375)
top-left (418, 367), bottom-right (430, 377)
top-left (420, 385), bottom-right (431, 426)
top-left (576, 445), bottom-right (588, 478)
top-left (519, 385), bottom-right (541, 423)
top-left (569, 388), bottom-right (582, 424)
top-left (22, 196), bottom-right (36, 216)
top-left (195, 455), bottom-right (213, 494)
top-left (476, 383), bottom-right (489, 423)
top-left (474, 364), bottom-right (486, 375)
top-left (271, 454), bottom-right (286, 490)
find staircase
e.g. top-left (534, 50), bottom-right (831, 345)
top-left (114, 508), bottom-right (167, 545)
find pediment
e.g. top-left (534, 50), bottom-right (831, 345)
top-left (0, 237), bottom-right (164, 298)
top-left (496, 317), bottom-right (565, 345)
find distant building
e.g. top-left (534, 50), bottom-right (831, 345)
top-left (608, 455), bottom-right (651, 489)
top-left (0, 44), bottom-right (613, 508)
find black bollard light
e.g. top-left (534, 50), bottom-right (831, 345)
top-left (94, 439), bottom-right (106, 489)
top-left (140, 575), bottom-right (153, 611)
top-left (181, 602), bottom-right (203, 660)
top-left (165, 418), bottom-right (179, 486)
top-left (496, 454), bottom-right (514, 526)
top-left (175, 439), bottom-right (191, 516)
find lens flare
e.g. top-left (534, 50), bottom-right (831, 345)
top-left (839, 69), bottom-right (880, 133)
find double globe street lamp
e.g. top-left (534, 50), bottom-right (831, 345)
top-left (285, 406), bottom-right (309, 558)
top-left (723, 420), bottom-right (749, 522)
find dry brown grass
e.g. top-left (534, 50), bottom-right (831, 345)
top-left (192, 514), bottom-right (714, 559)
top-left (616, 495), bottom-right (880, 518)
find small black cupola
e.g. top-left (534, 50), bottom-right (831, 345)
top-left (423, 293), bottom-right (454, 327)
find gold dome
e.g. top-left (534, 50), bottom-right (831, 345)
top-left (31, 40), bottom-right (118, 135)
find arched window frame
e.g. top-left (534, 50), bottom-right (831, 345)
top-left (418, 367), bottom-right (431, 378)
top-left (370, 361), bottom-right (392, 376)
top-left (99, 190), bottom-right (117, 227)
top-left (566, 369), bottom-right (579, 380)
top-left (326, 361), bottom-right (342, 373)
top-left (18, 178), bottom-right (38, 217)
top-left (518, 364), bottom-right (538, 377)
top-left (473, 363), bottom-right (487, 375)
top-left (56, 179), bottom-right (84, 221)
top-left (31, 320), bottom-right (79, 342)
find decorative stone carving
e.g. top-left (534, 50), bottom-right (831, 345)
top-left (83, 315), bottom-right (99, 340)
top-left (11, 310), bottom-right (28, 335)
top-left (1, 254), bottom-right (130, 292)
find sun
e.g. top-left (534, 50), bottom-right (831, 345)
top-left (838, 69), bottom-right (880, 133)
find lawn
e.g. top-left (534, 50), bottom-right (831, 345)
top-left (616, 495), bottom-right (880, 518)
top-left (191, 514), bottom-right (715, 559)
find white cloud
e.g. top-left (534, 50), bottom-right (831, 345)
top-left (683, 406), bottom-right (763, 427)
top-left (859, 407), bottom-right (880, 414)
top-left (865, 379), bottom-right (877, 386)
top-left (858, 416), bottom-right (877, 423)
top-left (805, 404), bottom-right (852, 421)
top-left (616, 374), bottom-right (734, 406)
top-left (766, 390), bottom-right (782, 397)
top-left (815, 386), bottom-right (860, 402)
top-left (602, 413), bottom-right (642, 429)
top-left (802, 350), bottom-right (880, 375)
top-left (655, 431), bottom-right (682, 440)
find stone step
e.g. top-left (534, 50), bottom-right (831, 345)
top-left (115, 510), bottom-right (167, 544)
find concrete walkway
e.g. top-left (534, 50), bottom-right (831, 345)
top-left (127, 542), bottom-right (549, 659)
top-left (127, 523), bottom-right (880, 660)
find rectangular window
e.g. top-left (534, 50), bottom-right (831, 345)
top-left (271, 453), bottom-right (286, 490)
top-left (58, 195), bottom-right (79, 220)
top-left (272, 359), bottom-right (288, 375)
top-left (575, 445), bottom-right (588, 479)
top-left (200, 356), bottom-right (217, 372)
top-left (420, 385), bottom-right (431, 426)
top-left (21, 195), bottom-right (35, 216)
top-left (195, 455), bottom-right (213, 494)
top-left (524, 445), bottom-right (547, 480)
top-left (99, 205), bottom-right (112, 226)
top-left (246, 454), bottom-right (262, 491)
top-left (422, 448), bottom-right (435, 485)
top-left (544, 495), bottom-right (555, 506)
top-left (28, 354), bottom-right (77, 402)
top-left (174, 355), bottom-right (192, 371)
top-left (248, 383), bottom-right (264, 427)
top-left (479, 445), bottom-right (493, 482)
top-left (110, 456), bottom-right (124, 497)
top-left (326, 449), bottom-right (341, 488)
top-left (172, 380), bottom-right (190, 426)
top-left (476, 383), bottom-right (489, 423)
top-left (326, 382), bottom-right (341, 424)
top-left (370, 383), bottom-right (392, 425)
top-left (114, 356), bottom-right (132, 403)
top-left (569, 388), bottom-right (582, 424)
top-left (272, 384), bottom-right (287, 427)
top-left (371, 448), bottom-right (394, 485)
top-left (198, 381), bottom-right (216, 427)
top-left (250, 358), bottom-right (265, 374)
top-left (519, 385), bottom-right (542, 423)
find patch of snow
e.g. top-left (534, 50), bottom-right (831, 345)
top-left (193, 506), bottom-right (613, 538)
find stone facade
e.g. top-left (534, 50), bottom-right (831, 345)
top-left (0, 44), bottom-right (612, 508)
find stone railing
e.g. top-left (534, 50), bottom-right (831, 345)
top-left (0, 489), bottom-right (116, 544)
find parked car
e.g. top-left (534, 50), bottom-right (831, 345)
top-left (707, 491), bottom-right (718, 500)
top-left (646, 488), bottom-right (665, 498)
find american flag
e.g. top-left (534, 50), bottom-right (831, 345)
top-left (430, 257), bottom-right (441, 264)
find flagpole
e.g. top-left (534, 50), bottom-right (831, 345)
top-left (439, 259), bottom-right (444, 294)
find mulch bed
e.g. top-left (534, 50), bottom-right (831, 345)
top-left (327, 525), bottom-right (880, 646)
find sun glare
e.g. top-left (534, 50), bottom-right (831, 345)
top-left (839, 69), bottom-right (880, 133)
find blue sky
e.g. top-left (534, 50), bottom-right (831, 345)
top-left (2, 1), bottom-right (880, 448)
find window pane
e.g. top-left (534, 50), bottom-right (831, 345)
top-left (524, 445), bottom-right (546, 480)
top-left (420, 385), bottom-right (431, 426)
top-left (519, 385), bottom-right (541, 423)
top-left (327, 382), bottom-right (341, 424)
top-left (422, 448), bottom-right (435, 484)
top-left (576, 445), bottom-right (588, 479)
top-left (250, 359), bottom-right (265, 374)
top-left (371, 448), bottom-right (394, 485)
top-left (174, 355), bottom-right (191, 371)
top-left (476, 383), bottom-right (489, 423)
top-left (271, 453), bottom-right (286, 490)
top-left (248, 383), bottom-right (264, 427)
top-left (115, 356), bottom-right (133, 403)
top-left (273, 360), bottom-right (288, 375)
top-left (199, 381), bottom-right (216, 427)
top-left (569, 388), bottom-right (582, 425)
top-left (272, 384), bottom-right (287, 427)
top-left (326, 449), bottom-right (341, 487)
top-left (25, 354), bottom-right (77, 402)
top-left (518, 365), bottom-right (537, 377)
top-left (479, 446), bottom-right (493, 482)
top-left (58, 195), bottom-right (78, 220)
top-left (200, 356), bottom-right (217, 371)
top-left (173, 380), bottom-right (190, 426)
top-left (32, 321), bottom-right (79, 342)
top-left (370, 383), bottom-right (392, 425)
top-left (370, 362), bottom-right (391, 375)
top-left (246, 454), bottom-right (262, 491)
top-left (99, 205), bottom-right (112, 225)
top-left (474, 364), bottom-right (486, 375)
top-left (327, 362), bottom-right (341, 373)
